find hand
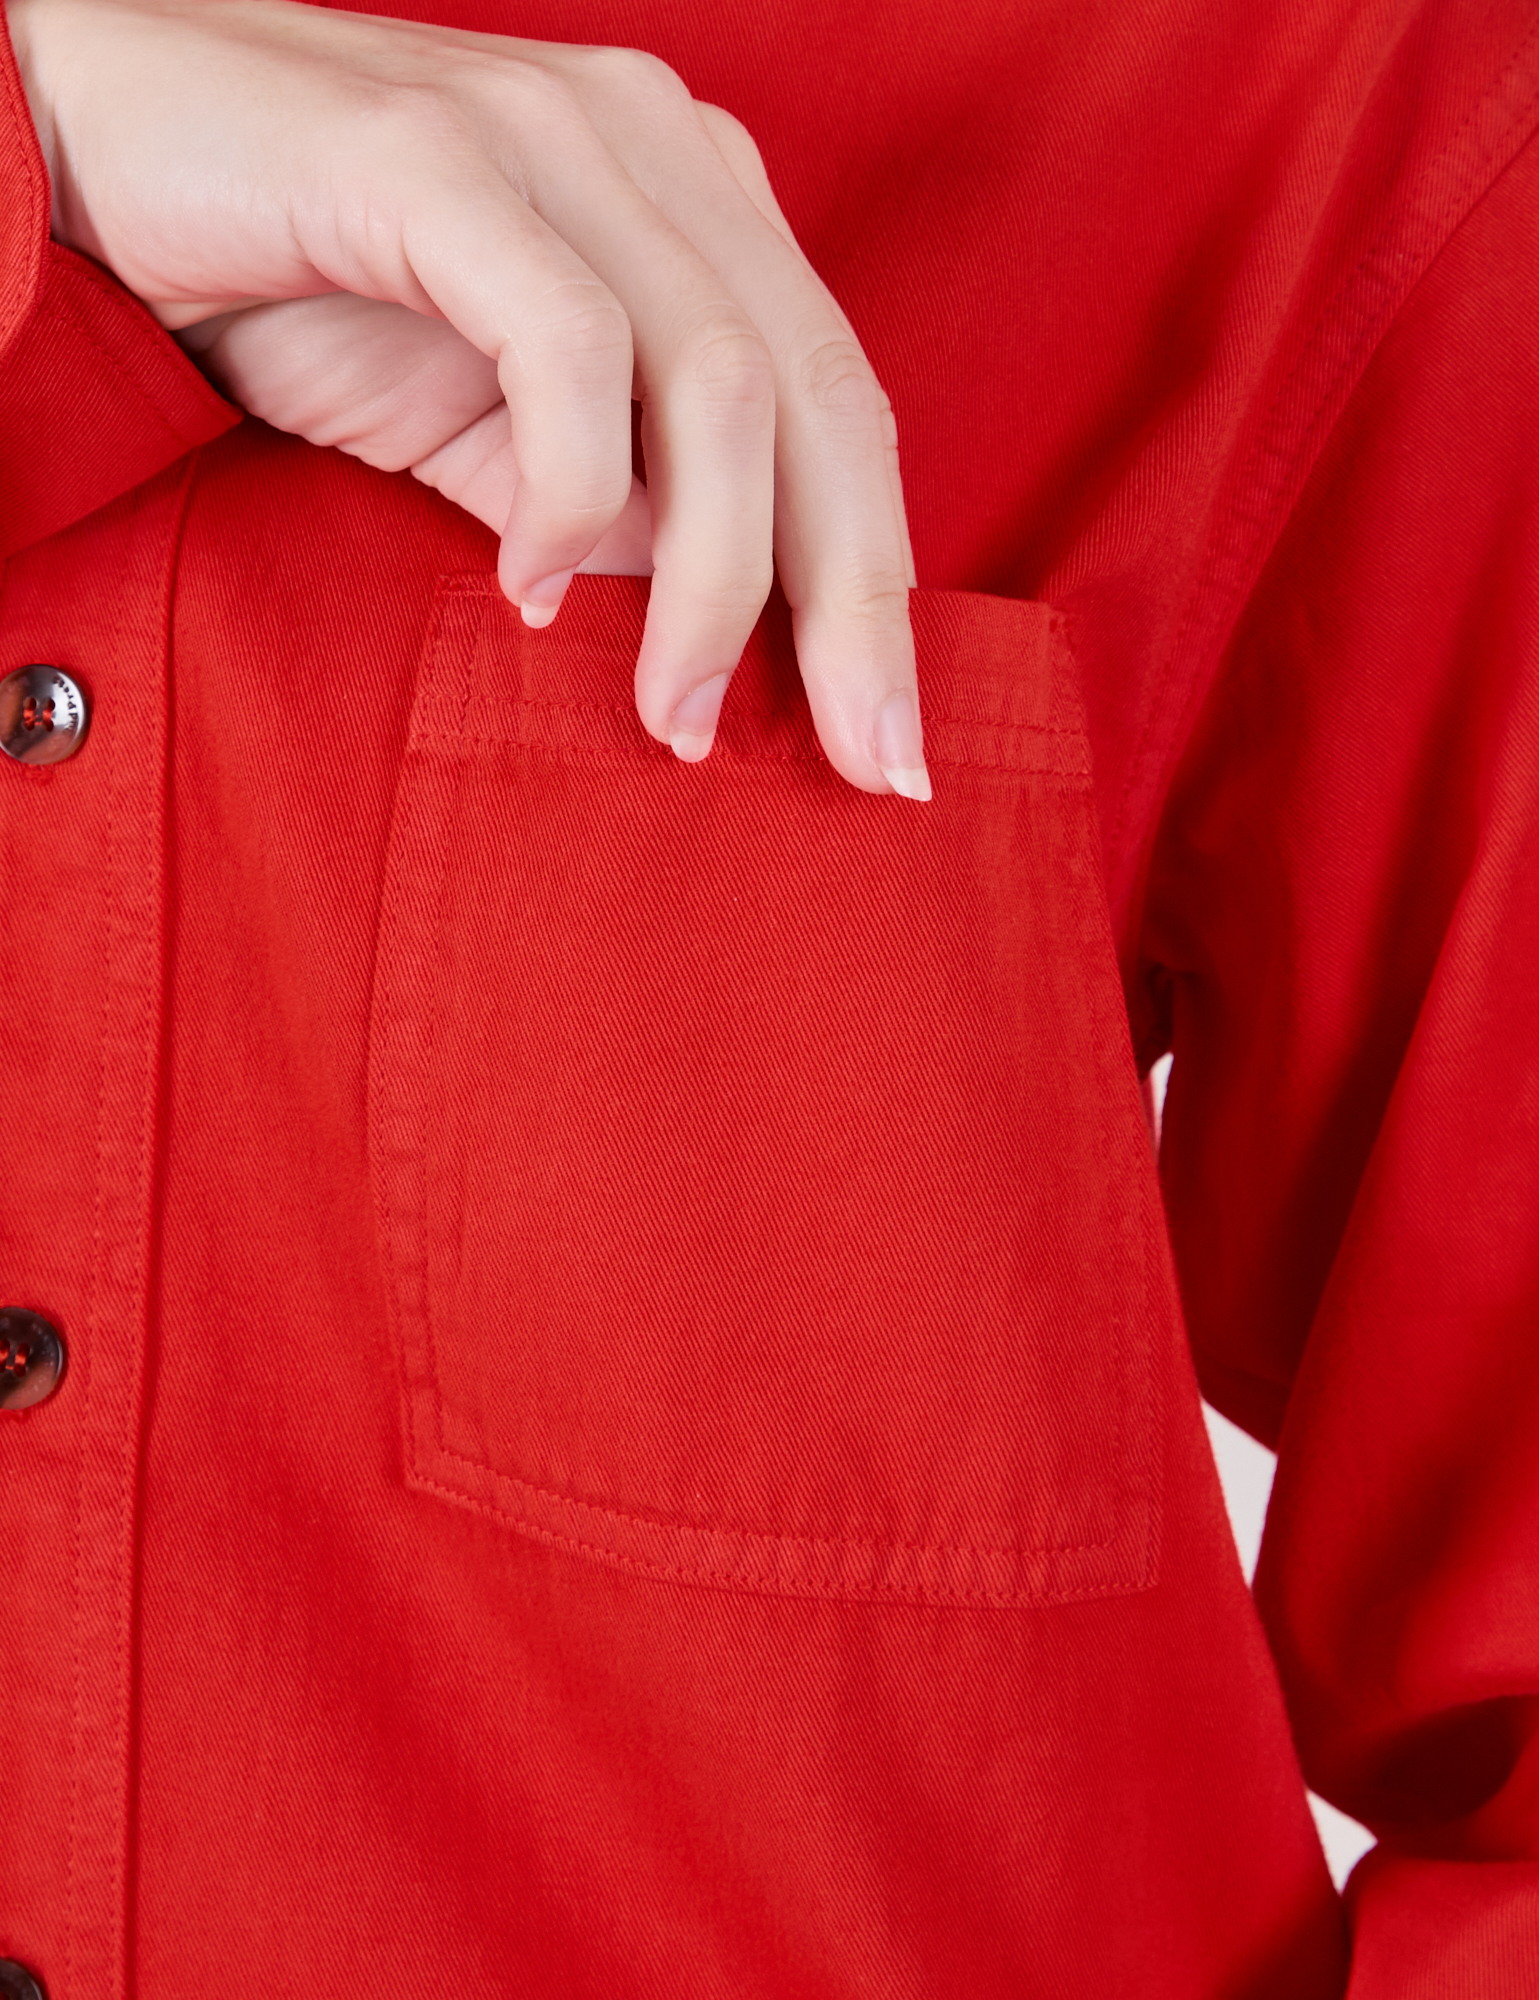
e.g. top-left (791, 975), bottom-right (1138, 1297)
top-left (7, 0), bottom-right (929, 795)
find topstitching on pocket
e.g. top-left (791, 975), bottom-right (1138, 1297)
top-left (368, 575), bottom-right (1164, 1605)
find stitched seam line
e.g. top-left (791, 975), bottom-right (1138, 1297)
top-left (0, 24), bottom-right (47, 359)
top-left (108, 455), bottom-right (198, 1995)
top-left (411, 732), bottom-right (1093, 778)
top-left (431, 574), bottom-right (1091, 757)
top-left (372, 581), bottom-right (466, 1527)
top-left (32, 294), bottom-right (222, 443)
top-left (420, 615), bottom-right (477, 1505)
top-left (407, 1468), bottom-right (1145, 1608)
top-left (438, 687), bottom-right (1092, 741)
top-left (1109, 19), bottom-right (1539, 909)
top-left (63, 510), bottom-right (129, 2000)
top-left (426, 1434), bottom-right (1121, 1562)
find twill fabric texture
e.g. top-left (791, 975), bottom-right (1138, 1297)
top-left (1, 0), bottom-right (1538, 1994)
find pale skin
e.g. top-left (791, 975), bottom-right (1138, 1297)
top-left (6, 0), bottom-right (931, 797)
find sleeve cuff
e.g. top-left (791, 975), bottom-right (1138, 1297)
top-left (0, 1), bottom-right (241, 559)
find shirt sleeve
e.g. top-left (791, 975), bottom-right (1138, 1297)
top-left (1140, 127), bottom-right (1539, 1995)
top-left (0, 1), bottom-right (239, 562)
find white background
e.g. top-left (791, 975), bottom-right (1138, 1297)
top-left (1149, 1054), bottom-right (1374, 1890)
top-left (1201, 1400), bottom-right (1375, 1889)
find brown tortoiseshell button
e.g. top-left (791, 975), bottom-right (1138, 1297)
top-left (0, 1310), bottom-right (67, 1413)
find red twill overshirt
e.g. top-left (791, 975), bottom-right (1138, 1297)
top-left (3, 0), bottom-right (1539, 1993)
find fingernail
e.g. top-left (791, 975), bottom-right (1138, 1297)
top-left (519, 569), bottom-right (575, 630)
top-left (667, 673), bottom-right (732, 762)
top-left (873, 688), bottom-right (932, 802)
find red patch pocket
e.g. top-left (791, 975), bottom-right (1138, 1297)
top-left (369, 576), bottom-right (1162, 1604)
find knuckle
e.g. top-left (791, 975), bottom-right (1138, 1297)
top-left (828, 572), bottom-right (912, 626)
top-left (696, 101), bottom-right (766, 171)
top-left (688, 557), bottom-right (776, 619)
top-left (504, 58), bottom-right (583, 122)
top-left (570, 43), bottom-right (690, 107)
top-left (478, 59), bottom-right (587, 142)
top-left (514, 435), bottom-right (633, 526)
top-left (447, 51), bottom-right (584, 130)
top-left (679, 321), bottom-right (776, 413)
top-left (354, 76), bottom-right (470, 153)
top-left (795, 337), bottom-right (890, 426)
top-left (530, 286), bottom-right (634, 376)
top-left (548, 471), bottom-right (636, 527)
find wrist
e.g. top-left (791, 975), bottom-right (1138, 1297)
top-left (5, 1), bottom-right (55, 174)
top-left (5, 0), bottom-right (89, 251)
